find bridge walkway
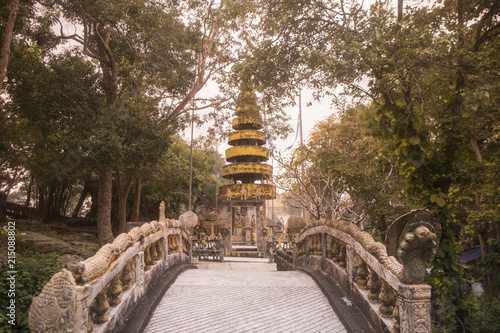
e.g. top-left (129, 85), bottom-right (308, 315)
top-left (130, 258), bottom-right (351, 333)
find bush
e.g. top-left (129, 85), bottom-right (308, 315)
top-left (0, 247), bottom-right (63, 332)
top-left (464, 294), bottom-right (500, 333)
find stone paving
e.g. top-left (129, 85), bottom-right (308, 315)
top-left (143, 260), bottom-right (348, 333)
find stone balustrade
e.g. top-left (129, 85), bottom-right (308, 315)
top-left (192, 237), bottom-right (226, 261)
top-left (28, 202), bottom-right (193, 333)
top-left (275, 209), bottom-right (441, 333)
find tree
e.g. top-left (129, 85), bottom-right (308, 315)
top-left (273, 104), bottom-right (408, 236)
top-left (244, 0), bottom-right (499, 329)
top-left (47, 0), bottom-right (290, 244)
top-left (50, 0), bottom-right (201, 245)
top-left (4, 49), bottom-right (101, 221)
top-left (0, 0), bottom-right (20, 90)
top-left (310, 105), bottom-right (409, 233)
top-left (139, 135), bottom-right (224, 219)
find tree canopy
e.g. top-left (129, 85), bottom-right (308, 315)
top-left (1, 0), bottom-right (499, 330)
top-left (247, 0), bottom-right (499, 330)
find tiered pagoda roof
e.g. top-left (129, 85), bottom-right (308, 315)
top-left (219, 81), bottom-right (276, 202)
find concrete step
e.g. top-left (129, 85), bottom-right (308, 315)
top-left (231, 245), bottom-right (258, 251)
top-left (227, 251), bottom-right (263, 258)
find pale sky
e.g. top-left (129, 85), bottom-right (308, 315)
top-left (182, 0), bottom-right (425, 155)
top-left (184, 85), bottom-right (336, 157)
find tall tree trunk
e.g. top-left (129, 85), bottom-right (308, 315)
top-left (97, 164), bottom-right (114, 246)
top-left (42, 186), bottom-right (55, 223)
top-left (397, 0), bottom-right (403, 22)
top-left (25, 176), bottom-right (33, 207)
top-left (72, 182), bottom-right (89, 218)
top-left (116, 166), bottom-right (134, 234)
top-left (131, 177), bottom-right (141, 222)
top-left (0, 0), bottom-right (19, 90)
top-left (36, 186), bottom-right (43, 217)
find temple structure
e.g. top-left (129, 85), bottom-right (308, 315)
top-left (219, 81), bottom-right (276, 253)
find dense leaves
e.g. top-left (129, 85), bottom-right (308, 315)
top-left (247, 0), bottom-right (499, 331)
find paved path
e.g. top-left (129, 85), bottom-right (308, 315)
top-left (143, 260), bottom-right (348, 333)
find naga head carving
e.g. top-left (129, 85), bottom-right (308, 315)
top-left (29, 269), bottom-right (77, 332)
top-left (386, 210), bottom-right (441, 284)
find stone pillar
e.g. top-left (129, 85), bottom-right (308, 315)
top-left (293, 239), bottom-right (297, 268)
top-left (229, 205), bottom-right (234, 249)
top-left (136, 252), bottom-right (145, 298)
top-left (179, 234), bottom-right (183, 262)
top-left (321, 232), bottom-right (326, 271)
top-left (75, 284), bottom-right (90, 333)
top-left (398, 284), bottom-right (432, 333)
top-left (346, 245), bottom-right (354, 295)
top-left (245, 226), bottom-right (252, 245)
top-left (163, 236), bottom-right (169, 262)
top-left (256, 205), bottom-right (261, 249)
top-left (305, 236), bottom-right (310, 266)
top-left (263, 202), bottom-right (267, 230)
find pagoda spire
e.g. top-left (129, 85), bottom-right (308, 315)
top-left (219, 81), bottom-right (276, 247)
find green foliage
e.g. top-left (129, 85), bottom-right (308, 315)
top-left (0, 228), bottom-right (63, 332)
top-left (247, 0), bottom-right (499, 330)
top-left (235, 79), bottom-right (262, 123)
top-left (464, 294), bottom-right (500, 333)
top-left (141, 135), bottom-right (225, 217)
top-left (0, 311), bottom-right (13, 333)
top-left (278, 104), bottom-right (409, 231)
top-left (0, 251), bottom-right (63, 332)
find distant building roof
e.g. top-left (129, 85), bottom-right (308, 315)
top-left (217, 206), bottom-right (229, 221)
top-left (460, 246), bottom-right (481, 263)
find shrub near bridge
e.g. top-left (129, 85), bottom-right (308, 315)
top-left (0, 226), bottom-right (64, 332)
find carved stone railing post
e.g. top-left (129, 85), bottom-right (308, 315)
top-left (136, 251), bottom-right (145, 298)
top-left (326, 235), bottom-right (333, 259)
top-left (398, 284), bottom-right (432, 333)
top-left (144, 246), bottom-right (153, 270)
top-left (338, 242), bottom-right (346, 268)
top-left (392, 295), bottom-right (400, 333)
top-left (367, 267), bottom-right (381, 302)
top-left (108, 275), bottom-right (122, 306)
top-left (121, 261), bottom-right (134, 290)
top-left (332, 238), bottom-right (340, 262)
top-left (92, 285), bottom-right (110, 324)
top-left (75, 285), bottom-right (90, 333)
top-left (163, 236), bottom-right (169, 261)
top-left (293, 239), bottom-right (297, 268)
top-left (305, 236), bottom-right (310, 266)
top-left (346, 245), bottom-right (354, 294)
top-left (379, 280), bottom-right (395, 318)
top-left (357, 257), bottom-right (369, 289)
top-left (321, 233), bottom-right (326, 270)
top-left (150, 242), bottom-right (158, 262)
top-left (315, 234), bottom-right (321, 255)
top-left (156, 240), bottom-right (164, 261)
top-left (179, 234), bottom-right (183, 259)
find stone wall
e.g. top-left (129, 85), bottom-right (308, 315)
top-left (28, 203), bottom-right (194, 333)
top-left (277, 209), bottom-right (440, 333)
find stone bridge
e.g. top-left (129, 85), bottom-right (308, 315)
top-left (28, 204), bottom-right (440, 333)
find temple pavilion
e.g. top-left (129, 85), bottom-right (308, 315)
top-left (219, 80), bottom-right (276, 253)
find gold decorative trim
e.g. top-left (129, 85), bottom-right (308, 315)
top-left (228, 130), bottom-right (266, 146)
top-left (225, 146), bottom-right (269, 162)
top-left (219, 183), bottom-right (276, 200)
top-left (222, 163), bottom-right (273, 178)
top-left (232, 116), bottom-right (263, 130)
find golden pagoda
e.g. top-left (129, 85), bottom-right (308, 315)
top-left (219, 80), bottom-right (276, 250)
